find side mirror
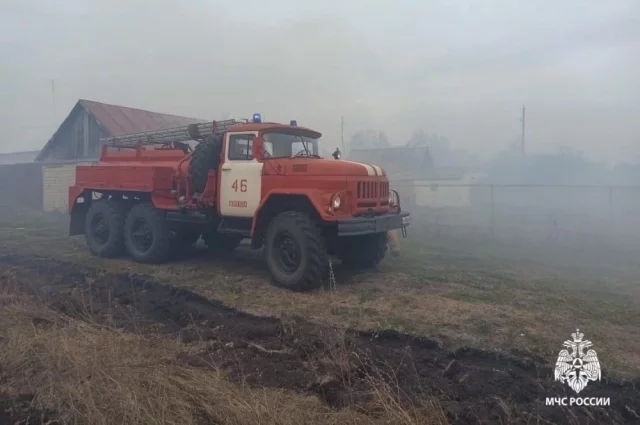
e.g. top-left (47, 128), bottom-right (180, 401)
top-left (332, 147), bottom-right (342, 160)
top-left (252, 137), bottom-right (264, 160)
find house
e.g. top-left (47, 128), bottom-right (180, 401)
top-left (36, 99), bottom-right (205, 162)
top-left (34, 99), bottom-right (205, 212)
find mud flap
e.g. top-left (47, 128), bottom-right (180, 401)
top-left (69, 203), bottom-right (88, 236)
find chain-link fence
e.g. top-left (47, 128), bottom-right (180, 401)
top-left (390, 181), bottom-right (640, 249)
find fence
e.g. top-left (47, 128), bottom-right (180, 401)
top-left (390, 181), bottom-right (640, 247)
top-left (0, 163), bottom-right (43, 210)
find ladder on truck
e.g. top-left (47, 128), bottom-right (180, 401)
top-left (99, 119), bottom-right (241, 147)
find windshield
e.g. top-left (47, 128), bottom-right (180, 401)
top-left (262, 133), bottom-right (320, 158)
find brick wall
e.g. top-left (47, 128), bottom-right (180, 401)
top-left (42, 163), bottom-right (91, 213)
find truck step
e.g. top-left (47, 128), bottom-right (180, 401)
top-left (166, 211), bottom-right (208, 224)
top-left (218, 217), bottom-right (252, 237)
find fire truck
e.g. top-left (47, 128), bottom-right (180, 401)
top-left (68, 114), bottom-right (410, 291)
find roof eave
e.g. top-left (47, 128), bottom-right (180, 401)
top-left (35, 101), bottom-right (88, 162)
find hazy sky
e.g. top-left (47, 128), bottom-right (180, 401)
top-left (1, 0), bottom-right (639, 163)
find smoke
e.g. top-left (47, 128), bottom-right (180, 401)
top-left (0, 0), bottom-right (639, 163)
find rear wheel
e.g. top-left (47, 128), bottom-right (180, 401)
top-left (202, 232), bottom-right (242, 254)
top-left (84, 199), bottom-right (125, 257)
top-left (337, 233), bottom-right (387, 269)
top-left (264, 212), bottom-right (328, 291)
top-left (124, 203), bottom-right (171, 263)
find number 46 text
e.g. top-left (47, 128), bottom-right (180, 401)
top-left (232, 179), bottom-right (247, 192)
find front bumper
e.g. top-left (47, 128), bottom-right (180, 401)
top-left (337, 212), bottom-right (411, 236)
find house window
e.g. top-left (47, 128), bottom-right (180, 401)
top-left (228, 134), bottom-right (255, 160)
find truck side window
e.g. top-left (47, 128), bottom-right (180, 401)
top-left (263, 141), bottom-right (274, 156)
top-left (228, 134), bottom-right (255, 160)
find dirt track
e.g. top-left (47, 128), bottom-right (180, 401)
top-left (1, 253), bottom-right (639, 425)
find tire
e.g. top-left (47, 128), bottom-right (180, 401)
top-left (263, 212), bottom-right (328, 291)
top-left (202, 232), bottom-right (242, 254)
top-left (190, 136), bottom-right (222, 193)
top-left (338, 233), bottom-right (387, 269)
top-left (124, 203), bottom-right (171, 264)
top-left (84, 199), bottom-right (126, 258)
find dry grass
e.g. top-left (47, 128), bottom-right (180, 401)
top-left (0, 210), bottom-right (638, 423)
top-left (0, 286), bottom-right (448, 425)
top-left (1, 210), bottom-right (639, 379)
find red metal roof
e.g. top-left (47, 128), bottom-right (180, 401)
top-left (79, 99), bottom-right (205, 136)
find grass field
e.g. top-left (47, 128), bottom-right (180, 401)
top-left (0, 207), bottom-right (639, 424)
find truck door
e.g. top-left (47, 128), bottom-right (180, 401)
top-left (219, 132), bottom-right (263, 218)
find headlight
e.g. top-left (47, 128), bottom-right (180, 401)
top-left (332, 195), bottom-right (341, 210)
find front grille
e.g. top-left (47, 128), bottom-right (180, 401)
top-left (356, 181), bottom-right (389, 209)
top-left (356, 181), bottom-right (389, 201)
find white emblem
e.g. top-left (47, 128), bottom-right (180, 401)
top-left (554, 329), bottom-right (601, 393)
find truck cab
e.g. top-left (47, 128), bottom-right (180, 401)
top-left (69, 115), bottom-right (410, 291)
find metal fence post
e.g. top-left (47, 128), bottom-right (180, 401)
top-left (608, 186), bottom-right (613, 232)
top-left (490, 184), bottom-right (495, 236)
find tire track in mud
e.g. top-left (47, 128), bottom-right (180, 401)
top-left (1, 254), bottom-right (639, 425)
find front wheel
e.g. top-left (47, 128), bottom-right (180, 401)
top-left (124, 203), bottom-right (171, 264)
top-left (263, 212), bottom-right (328, 291)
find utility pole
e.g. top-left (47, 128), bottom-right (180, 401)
top-left (51, 79), bottom-right (57, 127)
top-left (340, 115), bottom-right (345, 156)
top-left (520, 105), bottom-right (526, 155)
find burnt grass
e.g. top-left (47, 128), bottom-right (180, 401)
top-left (1, 254), bottom-right (639, 425)
top-left (0, 394), bottom-right (60, 425)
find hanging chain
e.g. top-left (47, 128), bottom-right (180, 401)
top-left (327, 258), bottom-right (336, 291)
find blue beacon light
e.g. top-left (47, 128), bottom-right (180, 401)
top-left (252, 113), bottom-right (262, 123)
